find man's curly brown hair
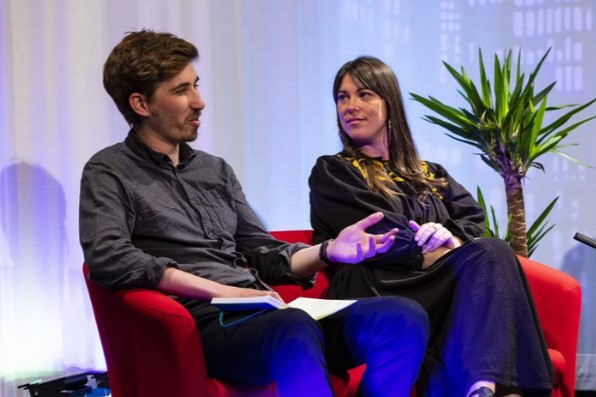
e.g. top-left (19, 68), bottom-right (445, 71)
top-left (103, 30), bottom-right (199, 126)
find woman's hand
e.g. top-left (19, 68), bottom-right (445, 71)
top-left (408, 220), bottom-right (461, 254)
top-left (327, 212), bottom-right (399, 264)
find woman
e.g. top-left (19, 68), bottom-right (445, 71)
top-left (309, 56), bottom-right (553, 397)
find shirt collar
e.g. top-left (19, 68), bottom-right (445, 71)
top-left (125, 129), bottom-right (196, 168)
top-left (338, 150), bottom-right (387, 163)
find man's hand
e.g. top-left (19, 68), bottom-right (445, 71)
top-left (157, 267), bottom-right (284, 302)
top-left (408, 220), bottom-right (461, 254)
top-left (327, 212), bottom-right (399, 264)
top-left (214, 285), bottom-right (284, 302)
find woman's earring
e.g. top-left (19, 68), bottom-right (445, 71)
top-left (387, 119), bottom-right (392, 133)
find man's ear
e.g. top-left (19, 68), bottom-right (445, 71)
top-left (129, 93), bottom-right (150, 117)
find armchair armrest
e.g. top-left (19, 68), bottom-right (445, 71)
top-left (84, 265), bottom-right (208, 397)
top-left (518, 256), bottom-right (582, 397)
top-left (117, 289), bottom-right (208, 395)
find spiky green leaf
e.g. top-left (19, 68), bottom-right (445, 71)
top-left (411, 47), bottom-right (595, 254)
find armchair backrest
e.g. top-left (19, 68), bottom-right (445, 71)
top-left (269, 230), bottom-right (331, 302)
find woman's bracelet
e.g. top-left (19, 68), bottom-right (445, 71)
top-left (318, 239), bottom-right (335, 265)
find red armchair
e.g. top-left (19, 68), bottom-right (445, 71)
top-left (83, 230), bottom-right (581, 397)
top-left (271, 231), bottom-right (582, 397)
top-left (82, 248), bottom-right (351, 397)
top-left (83, 264), bottom-right (277, 397)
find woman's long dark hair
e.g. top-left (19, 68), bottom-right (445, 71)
top-left (333, 56), bottom-right (446, 198)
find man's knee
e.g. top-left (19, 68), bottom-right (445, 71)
top-left (264, 308), bottom-right (324, 353)
top-left (350, 297), bottom-right (429, 341)
top-left (373, 297), bottom-right (428, 334)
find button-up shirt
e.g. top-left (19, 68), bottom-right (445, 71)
top-left (80, 130), bottom-right (308, 290)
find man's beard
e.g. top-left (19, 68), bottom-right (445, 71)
top-left (149, 109), bottom-right (200, 143)
top-left (184, 127), bottom-right (199, 142)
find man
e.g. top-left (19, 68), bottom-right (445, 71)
top-left (80, 30), bottom-right (428, 397)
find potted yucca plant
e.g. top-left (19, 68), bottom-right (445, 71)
top-left (411, 48), bottom-right (596, 258)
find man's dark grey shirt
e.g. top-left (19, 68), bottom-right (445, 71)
top-left (79, 130), bottom-right (308, 290)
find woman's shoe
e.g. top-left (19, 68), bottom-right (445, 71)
top-left (468, 386), bottom-right (495, 397)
